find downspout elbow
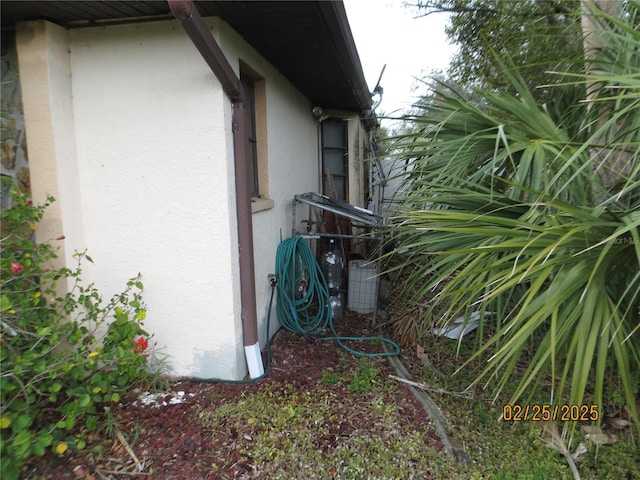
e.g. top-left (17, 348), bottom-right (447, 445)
top-left (168, 0), bottom-right (244, 103)
top-left (167, 0), bottom-right (193, 21)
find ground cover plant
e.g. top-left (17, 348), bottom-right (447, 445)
top-left (18, 306), bottom-right (640, 479)
top-left (396, 326), bottom-right (640, 479)
top-left (0, 182), bottom-right (159, 479)
top-left (383, 0), bottom-right (640, 432)
top-left (19, 312), bottom-right (446, 479)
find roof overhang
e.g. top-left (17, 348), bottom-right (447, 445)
top-left (1, 1), bottom-right (373, 114)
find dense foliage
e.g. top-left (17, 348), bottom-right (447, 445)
top-left (413, 0), bottom-right (584, 105)
top-left (0, 182), bottom-right (157, 479)
top-left (385, 1), bottom-right (639, 425)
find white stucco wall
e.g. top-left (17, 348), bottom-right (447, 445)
top-left (67, 20), bottom-right (246, 378)
top-left (17, 16), bottom-right (323, 379)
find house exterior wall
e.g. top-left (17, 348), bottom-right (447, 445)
top-left (67, 19), bottom-right (248, 379)
top-left (347, 115), bottom-right (368, 208)
top-left (15, 16), bottom-right (325, 379)
top-left (216, 20), bottom-right (319, 346)
top-left (15, 21), bottom-right (84, 274)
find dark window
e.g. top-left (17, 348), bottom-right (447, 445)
top-left (241, 72), bottom-right (259, 197)
top-left (321, 119), bottom-right (348, 201)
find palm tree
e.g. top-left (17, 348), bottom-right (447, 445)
top-left (385, 0), bottom-right (639, 425)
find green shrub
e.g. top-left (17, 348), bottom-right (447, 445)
top-left (383, 1), bottom-right (639, 427)
top-left (0, 181), bottom-right (156, 479)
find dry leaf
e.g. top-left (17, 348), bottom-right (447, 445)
top-left (72, 465), bottom-right (87, 477)
top-left (540, 421), bottom-right (568, 453)
top-left (584, 433), bottom-right (618, 445)
top-left (572, 442), bottom-right (588, 461)
top-left (605, 416), bottom-right (630, 429)
top-left (539, 421), bottom-right (581, 480)
top-left (415, 344), bottom-right (446, 377)
top-left (580, 425), bottom-right (602, 435)
top-left (73, 466), bottom-right (96, 480)
top-left (111, 439), bottom-right (124, 455)
top-left (416, 344), bottom-right (428, 362)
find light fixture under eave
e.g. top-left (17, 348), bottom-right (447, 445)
top-left (312, 106), bottom-right (329, 122)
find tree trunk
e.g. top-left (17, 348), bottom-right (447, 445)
top-left (581, 0), bottom-right (632, 190)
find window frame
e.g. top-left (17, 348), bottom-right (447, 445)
top-left (239, 63), bottom-right (272, 213)
top-left (321, 118), bottom-right (348, 201)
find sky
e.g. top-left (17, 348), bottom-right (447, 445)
top-left (343, 0), bottom-right (457, 122)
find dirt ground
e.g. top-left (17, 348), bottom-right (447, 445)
top-left (21, 311), bottom-right (443, 479)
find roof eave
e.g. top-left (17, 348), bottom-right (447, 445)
top-left (317, 1), bottom-right (372, 113)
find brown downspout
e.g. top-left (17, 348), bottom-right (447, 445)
top-left (169, 0), bottom-right (263, 378)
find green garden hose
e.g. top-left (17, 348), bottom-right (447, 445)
top-left (275, 236), bottom-right (400, 357)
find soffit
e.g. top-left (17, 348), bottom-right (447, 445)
top-left (0, 1), bottom-right (372, 112)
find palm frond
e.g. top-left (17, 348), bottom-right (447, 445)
top-left (384, 0), bottom-right (640, 426)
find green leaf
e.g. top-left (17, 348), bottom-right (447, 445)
top-left (64, 416), bottom-right (75, 430)
top-left (85, 416), bottom-right (97, 430)
top-left (39, 432), bottom-right (53, 447)
top-left (49, 382), bottom-right (62, 393)
top-left (78, 394), bottom-right (91, 408)
top-left (32, 441), bottom-right (45, 457)
top-left (13, 415), bottom-right (31, 431)
top-left (0, 294), bottom-right (12, 312)
top-left (11, 430), bottom-right (32, 447)
top-left (33, 359), bottom-right (47, 374)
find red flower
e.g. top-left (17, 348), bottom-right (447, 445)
top-left (133, 337), bottom-right (148, 354)
top-left (25, 200), bottom-right (33, 206)
top-left (10, 262), bottom-right (23, 274)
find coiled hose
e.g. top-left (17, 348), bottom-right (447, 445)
top-left (275, 236), bottom-right (400, 357)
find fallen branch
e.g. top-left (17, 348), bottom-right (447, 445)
top-left (115, 429), bottom-right (144, 472)
top-left (388, 374), bottom-right (473, 399)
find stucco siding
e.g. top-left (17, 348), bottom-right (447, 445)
top-left (17, 16), bottom-right (325, 379)
top-left (64, 19), bottom-right (242, 379)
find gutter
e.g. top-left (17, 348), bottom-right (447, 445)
top-left (317, 1), bottom-right (372, 113)
top-left (169, 0), bottom-right (264, 379)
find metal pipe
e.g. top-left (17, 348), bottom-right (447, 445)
top-left (169, 0), bottom-right (243, 102)
top-left (169, 0), bottom-right (263, 378)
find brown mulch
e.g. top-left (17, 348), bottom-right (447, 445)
top-left (21, 311), bottom-right (442, 479)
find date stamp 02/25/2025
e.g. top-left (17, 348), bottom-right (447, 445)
top-left (502, 404), bottom-right (599, 422)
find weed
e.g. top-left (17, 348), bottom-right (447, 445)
top-left (347, 358), bottom-right (379, 392)
top-left (320, 370), bottom-right (342, 386)
top-left (410, 334), bottom-right (639, 479)
top-left (198, 370), bottom-right (437, 479)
